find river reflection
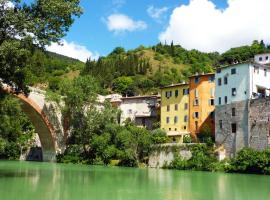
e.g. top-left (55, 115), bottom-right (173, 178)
top-left (0, 161), bottom-right (269, 200)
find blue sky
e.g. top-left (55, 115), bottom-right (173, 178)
top-left (65, 0), bottom-right (227, 55)
top-left (46, 0), bottom-right (270, 61)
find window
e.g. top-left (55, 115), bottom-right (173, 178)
top-left (218, 97), bottom-right (222, 105)
top-left (184, 103), bottom-right (188, 110)
top-left (195, 89), bottom-right (199, 98)
top-left (175, 90), bottom-right (179, 97)
top-left (254, 67), bottom-right (259, 74)
top-left (195, 121), bottom-right (199, 130)
top-left (169, 128), bottom-right (171, 131)
top-left (224, 96), bottom-right (228, 104)
top-left (209, 99), bottom-right (215, 106)
top-left (219, 120), bottom-right (223, 129)
top-left (142, 118), bottom-right (146, 126)
top-left (224, 76), bottom-right (228, 85)
top-left (128, 109), bottom-right (132, 114)
top-left (217, 68), bottom-right (221, 73)
top-left (175, 128), bottom-right (177, 131)
top-left (231, 123), bottom-right (237, 133)
top-left (264, 69), bottom-right (267, 77)
top-left (167, 105), bottom-right (170, 112)
top-left (266, 56), bottom-right (269, 60)
top-left (165, 91), bottom-right (172, 98)
top-left (175, 104), bottom-right (178, 111)
top-left (209, 75), bottom-right (215, 82)
top-left (184, 115), bottom-right (188, 122)
top-left (218, 78), bottom-right (222, 86)
top-left (210, 111), bottom-right (215, 119)
top-left (232, 88), bottom-right (237, 96)
top-left (166, 117), bottom-right (170, 124)
top-left (194, 112), bottom-right (199, 119)
top-left (195, 77), bottom-right (200, 84)
top-left (259, 57), bottom-right (263, 61)
top-left (183, 88), bottom-right (189, 95)
top-left (232, 108), bottom-right (236, 116)
top-left (210, 88), bottom-right (215, 97)
top-left (231, 68), bottom-right (236, 74)
top-left (174, 116), bottom-right (178, 124)
top-left (184, 126), bottom-right (187, 130)
top-left (194, 99), bottom-right (199, 106)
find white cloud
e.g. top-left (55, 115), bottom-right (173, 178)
top-left (147, 6), bottom-right (168, 22)
top-left (46, 40), bottom-right (99, 62)
top-left (159, 0), bottom-right (270, 52)
top-left (106, 14), bottom-right (147, 33)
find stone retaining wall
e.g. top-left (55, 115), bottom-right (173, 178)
top-left (148, 144), bottom-right (192, 168)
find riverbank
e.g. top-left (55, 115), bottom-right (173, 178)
top-left (55, 143), bottom-right (270, 175)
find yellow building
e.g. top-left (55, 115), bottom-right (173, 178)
top-left (160, 83), bottom-right (190, 143)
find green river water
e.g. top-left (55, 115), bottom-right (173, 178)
top-left (0, 161), bottom-right (269, 200)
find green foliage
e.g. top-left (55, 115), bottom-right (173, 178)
top-left (26, 50), bottom-right (84, 86)
top-left (112, 76), bottom-right (134, 96)
top-left (183, 135), bottom-right (192, 143)
top-left (0, 0), bottom-right (82, 92)
top-left (228, 148), bottom-right (270, 174)
top-left (219, 40), bottom-right (270, 65)
top-left (151, 129), bottom-right (168, 144)
top-left (167, 144), bottom-right (218, 171)
top-left (0, 93), bottom-right (34, 159)
top-left (57, 77), bottom-right (164, 167)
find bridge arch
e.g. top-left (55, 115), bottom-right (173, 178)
top-left (3, 87), bottom-right (60, 162)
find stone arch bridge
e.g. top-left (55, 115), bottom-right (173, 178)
top-left (3, 86), bottom-right (66, 162)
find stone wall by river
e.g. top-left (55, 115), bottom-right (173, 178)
top-left (148, 144), bottom-right (192, 168)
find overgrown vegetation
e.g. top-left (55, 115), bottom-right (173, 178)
top-left (164, 145), bottom-right (270, 175)
top-left (55, 75), bottom-right (168, 166)
top-left (0, 93), bottom-right (35, 159)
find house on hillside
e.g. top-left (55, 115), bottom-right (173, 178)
top-left (119, 95), bottom-right (160, 130)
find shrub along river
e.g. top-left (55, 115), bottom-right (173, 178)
top-left (0, 161), bottom-right (269, 200)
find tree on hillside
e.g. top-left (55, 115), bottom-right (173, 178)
top-left (0, 0), bottom-right (82, 92)
top-left (112, 76), bottom-right (134, 96)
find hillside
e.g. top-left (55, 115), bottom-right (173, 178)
top-left (81, 40), bottom-right (270, 96)
top-left (26, 49), bottom-right (84, 90)
top-left (27, 40), bottom-right (270, 95)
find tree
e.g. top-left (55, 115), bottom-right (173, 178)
top-left (0, 93), bottom-right (34, 159)
top-left (112, 76), bottom-right (134, 96)
top-left (0, 0), bottom-right (82, 92)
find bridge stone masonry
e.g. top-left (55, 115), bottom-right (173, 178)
top-left (3, 85), bottom-right (67, 162)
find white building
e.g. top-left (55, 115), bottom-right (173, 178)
top-left (215, 54), bottom-right (270, 158)
top-left (119, 95), bottom-right (160, 130)
top-left (215, 56), bottom-right (270, 106)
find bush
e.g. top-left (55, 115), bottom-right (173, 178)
top-left (228, 148), bottom-right (270, 174)
top-left (168, 155), bottom-right (189, 170)
top-left (151, 129), bottom-right (168, 144)
top-left (183, 135), bottom-right (192, 143)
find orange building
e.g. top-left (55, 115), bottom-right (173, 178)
top-left (189, 73), bottom-right (215, 138)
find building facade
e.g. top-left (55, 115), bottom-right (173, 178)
top-left (215, 54), bottom-right (270, 157)
top-left (119, 95), bottom-right (159, 130)
top-left (160, 83), bottom-right (190, 143)
top-left (189, 73), bottom-right (215, 138)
